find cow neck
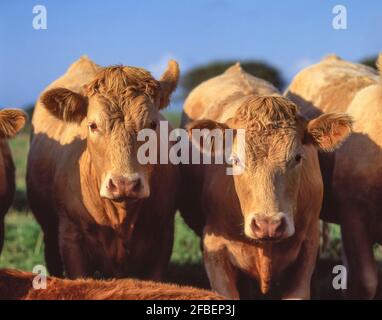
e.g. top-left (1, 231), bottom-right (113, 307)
top-left (79, 149), bottom-right (142, 233)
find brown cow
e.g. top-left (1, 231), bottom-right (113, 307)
top-left (0, 109), bottom-right (27, 253)
top-left (179, 64), bottom-right (352, 299)
top-left (0, 268), bottom-right (224, 300)
top-left (286, 54), bottom-right (382, 299)
top-left (27, 56), bottom-right (179, 280)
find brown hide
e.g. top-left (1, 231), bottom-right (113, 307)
top-left (0, 269), bottom-right (224, 300)
top-left (0, 141), bottom-right (15, 253)
top-left (0, 109), bottom-right (27, 254)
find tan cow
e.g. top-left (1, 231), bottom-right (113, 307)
top-left (27, 56), bottom-right (179, 279)
top-left (0, 268), bottom-right (224, 300)
top-left (286, 54), bottom-right (382, 299)
top-left (0, 109), bottom-right (27, 253)
top-left (179, 64), bottom-right (352, 299)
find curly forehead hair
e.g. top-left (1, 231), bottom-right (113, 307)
top-left (84, 65), bottom-right (160, 108)
top-left (236, 95), bottom-right (299, 132)
top-left (235, 95), bottom-right (302, 160)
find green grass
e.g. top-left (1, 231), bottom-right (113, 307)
top-left (171, 214), bottom-right (202, 265)
top-left (0, 211), bottom-right (201, 271)
top-left (163, 111), bottom-right (182, 128)
top-left (0, 211), bottom-right (44, 270)
top-left (8, 128), bottom-right (29, 211)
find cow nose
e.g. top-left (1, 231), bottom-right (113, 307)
top-left (251, 216), bottom-right (286, 240)
top-left (106, 176), bottom-right (141, 199)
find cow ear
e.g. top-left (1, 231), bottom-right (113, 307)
top-left (40, 88), bottom-right (88, 123)
top-left (186, 119), bottom-right (230, 154)
top-left (0, 109), bottom-right (27, 139)
top-left (158, 60), bottom-right (179, 109)
top-left (305, 113), bottom-right (353, 151)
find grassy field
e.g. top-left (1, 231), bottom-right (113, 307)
top-left (0, 111), bottom-right (381, 299)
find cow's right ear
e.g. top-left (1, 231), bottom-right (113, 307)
top-left (40, 88), bottom-right (88, 123)
top-left (305, 113), bottom-right (353, 151)
top-left (186, 119), bottom-right (230, 154)
top-left (0, 109), bottom-right (27, 139)
top-left (158, 60), bottom-right (180, 110)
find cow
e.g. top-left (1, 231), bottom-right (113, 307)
top-left (179, 63), bottom-right (352, 299)
top-left (285, 54), bottom-right (382, 299)
top-left (26, 56), bottom-right (179, 280)
top-left (0, 109), bottom-right (27, 254)
top-left (0, 268), bottom-right (224, 300)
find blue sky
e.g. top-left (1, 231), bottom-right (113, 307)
top-left (1, 0), bottom-right (381, 109)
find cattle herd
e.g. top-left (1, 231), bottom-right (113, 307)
top-left (0, 54), bottom-right (381, 300)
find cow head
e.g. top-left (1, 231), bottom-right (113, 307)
top-left (0, 109), bottom-right (27, 139)
top-left (41, 60), bottom-right (179, 201)
top-left (188, 95), bottom-right (352, 241)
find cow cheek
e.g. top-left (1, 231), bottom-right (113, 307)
top-left (233, 174), bottom-right (254, 217)
top-left (283, 171), bottom-right (301, 217)
top-left (88, 138), bottom-right (112, 176)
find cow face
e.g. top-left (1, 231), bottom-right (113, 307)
top-left (189, 95), bottom-right (352, 241)
top-left (41, 61), bottom-right (179, 201)
top-left (0, 109), bottom-right (27, 139)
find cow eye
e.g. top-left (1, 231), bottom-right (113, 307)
top-left (149, 121), bottom-right (157, 130)
top-left (230, 154), bottom-right (240, 166)
top-left (294, 153), bottom-right (302, 164)
top-left (88, 122), bottom-right (98, 132)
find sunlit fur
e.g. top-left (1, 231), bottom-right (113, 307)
top-left (85, 65), bottom-right (159, 106)
top-left (180, 63), bottom-right (352, 299)
top-left (0, 268), bottom-right (224, 300)
top-left (225, 96), bottom-right (304, 240)
top-left (0, 109), bottom-right (27, 139)
top-left (41, 62), bottom-right (179, 200)
top-left (28, 57), bottom-right (179, 279)
top-left (286, 53), bottom-right (382, 299)
top-left (83, 66), bottom-right (162, 199)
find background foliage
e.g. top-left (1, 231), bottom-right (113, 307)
top-left (180, 60), bottom-right (284, 97)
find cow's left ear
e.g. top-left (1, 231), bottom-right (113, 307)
top-left (40, 88), bottom-right (88, 123)
top-left (186, 119), bottom-right (231, 155)
top-left (0, 109), bottom-right (27, 139)
top-left (158, 60), bottom-right (180, 109)
top-left (305, 113), bottom-right (353, 151)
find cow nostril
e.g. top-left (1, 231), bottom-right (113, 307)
top-left (132, 179), bottom-right (141, 193)
top-left (251, 218), bottom-right (261, 232)
top-left (107, 178), bottom-right (117, 191)
top-left (275, 218), bottom-right (286, 235)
